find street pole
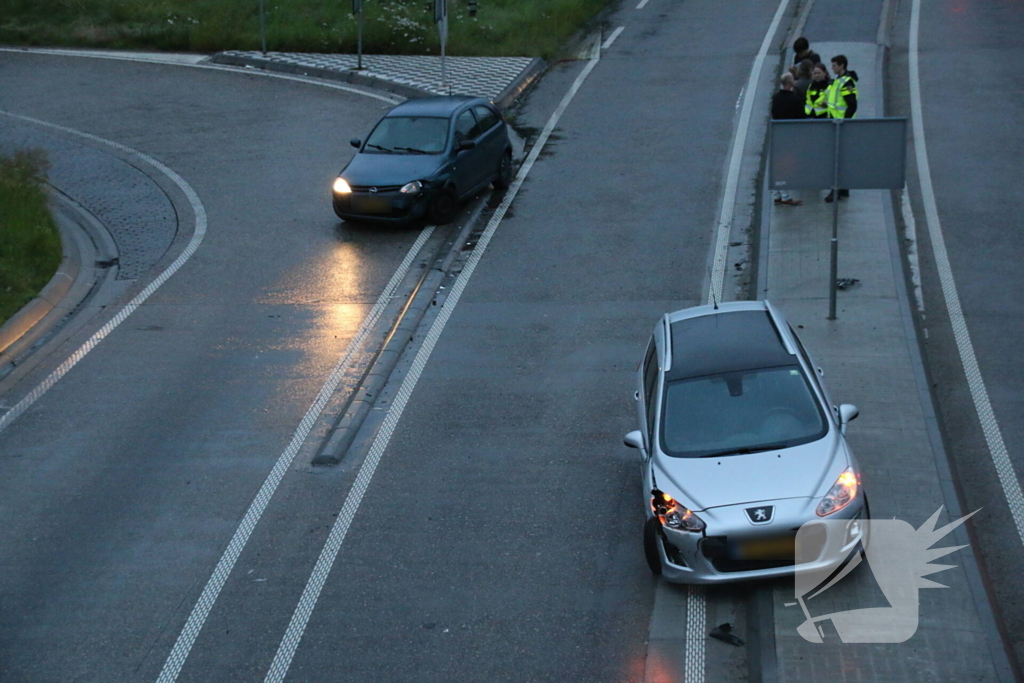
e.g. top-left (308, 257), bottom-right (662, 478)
top-left (435, 0), bottom-right (448, 90)
top-left (828, 119), bottom-right (841, 320)
top-left (259, 0), bottom-right (267, 55)
top-left (353, 0), bottom-right (363, 69)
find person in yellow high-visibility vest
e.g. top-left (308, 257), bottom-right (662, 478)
top-left (825, 55), bottom-right (859, 202)
top-left (804, 63), bottom-right (831, 119)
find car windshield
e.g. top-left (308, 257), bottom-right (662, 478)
top-left (364, 116), bottom-right (449, 154)
top-left (660, 365), bottom-right (827, 458)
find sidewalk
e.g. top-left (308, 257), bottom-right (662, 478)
top-left (762, 42), bottom-right (1013, 681)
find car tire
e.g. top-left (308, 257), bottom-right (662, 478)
top-left (643, 516), bottom-right (664, 576)
top-left (494, 151), bottom-right (513, 189)
top-left (428, 189), bottom-right (458, 224)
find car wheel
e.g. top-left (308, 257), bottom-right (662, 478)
top-left (428, 189), bottom-right (458, 224)
top-left (494, 151), bottom-right (513, 189)
top-left (643, 516), bottom-right (664, 576)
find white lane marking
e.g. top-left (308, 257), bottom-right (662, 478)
top-left (603, 27), bottom-right (625, 50)
top-left (636, 0), bottom-right (651, 9)
top-left (910, 0), bottom-right (1024, 542)
top-left (900, 186), bottom-right (924, 312)
top-left (262, 54), bottom-right (604, 683)
top-left (155, 226), bottom-right (435, 682)
top-left (684, 586), bottom-right (705, 683)
top-left (0, 47), bottom-right (402, 104)
top-left (0, 111), bottom-right (207, 434)
top-left (707, 0), bottom-right (791, 305)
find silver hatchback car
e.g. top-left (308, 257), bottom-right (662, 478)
top-left (624, 301), bottom-right (868, 583)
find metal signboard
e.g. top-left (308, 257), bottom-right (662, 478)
top-left (838, 118), bottom-right (908, 190)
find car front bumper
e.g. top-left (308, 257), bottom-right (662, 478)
top-left (653, 495), bottom-right (868, 585)
top-left (332, 190), bottom-right (430, 225)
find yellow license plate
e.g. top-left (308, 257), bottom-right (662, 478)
top-left (735, 537), bottom-right (795, 559)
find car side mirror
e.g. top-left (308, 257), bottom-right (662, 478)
top-left (457, 139), bottom-right (477, 151)
top-left (350, 138), bottom-right (362, 149)
top-left (623, 430), bottom-right (644, 450)
top-left (839, 404), bottom-right (859, 434)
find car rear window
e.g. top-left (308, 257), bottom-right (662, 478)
top-left (365, 116), bottom-right (449, 154)
top-left (660, 365), bottom-right (827, 458)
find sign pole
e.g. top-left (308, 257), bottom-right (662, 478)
top-left (435, 0), bottom-right (448, 90)
top-left (353, 0), bottom-right (364, 70)
top-left (828, 119), bottom-right (841, 321)
top-left (259, 0), bottom-right (267, 55)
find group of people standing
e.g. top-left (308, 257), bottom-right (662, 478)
top-left (771, 37), bottom-right (859, 205)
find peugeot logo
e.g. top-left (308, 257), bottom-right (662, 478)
top-left (746, 505), bottom-right (774, 524)
top-left (369, 187), bottom-right (378, 194)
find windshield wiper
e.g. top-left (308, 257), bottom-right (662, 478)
top-left (699, 445), bottom-right (778, 458)
top-left (393, 146), bottom-right (431, 154)
top-left (366, 144), bottom-right (396, 154)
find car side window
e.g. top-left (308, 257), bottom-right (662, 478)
top-left (473, 105), bottom-right (500, 134)
top-left (788, 324), bottom-right (828, 400)
top-left (643, 339), bottom-right (659, 441)
top-left (454, 109), bottom-right (481, 143)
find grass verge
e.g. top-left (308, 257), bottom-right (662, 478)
top-left (0, 0), bottom-right (609, 59)
top-left (0, 150), bottom-right (62, 328)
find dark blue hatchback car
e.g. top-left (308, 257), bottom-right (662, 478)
top-left (332, 96), bottom-right (513, 225)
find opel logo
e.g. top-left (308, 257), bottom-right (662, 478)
top-left (369, 187), bottom-right (378, 194)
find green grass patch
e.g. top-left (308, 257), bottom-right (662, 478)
top-left (0, 0), bottom-right (609, 58)
top-left (0, 150), bottom-right (62, 327)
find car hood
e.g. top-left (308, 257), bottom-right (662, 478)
top-left (651, 432), bottom-right (849, 512)
top-left (340, 153), bottom-right (447, 186)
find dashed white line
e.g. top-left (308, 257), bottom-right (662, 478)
top-left (262, 51), bottom-right (604, 683)
top-left (154, 226), bottom-right (435, 682)
top-left (900, 186), bottom-right (924, 312)
top-left (603, 26), bottom-right (625, 50)
top-left (636, 0), bottom-right (651, 9)
top-left (684, 586), bottom-right (706, 683)
top-left (909, 0), bottom-right (1024, 543)
top-left (0, 112), bottom-right (208, 435)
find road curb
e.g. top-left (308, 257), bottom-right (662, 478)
top-left (208, 52), bottom-right (546, 111)
top-left (0, 189), bottom-right (117, 381)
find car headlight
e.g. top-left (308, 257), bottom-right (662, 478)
top-left (816, 468), bottom-right (859, 517)
top-left (333, 177), bottom-right (352, 194)
top-left (651, 489), bottom-right (705, 532)
top-left (400, 180), bottom-right (423, 195)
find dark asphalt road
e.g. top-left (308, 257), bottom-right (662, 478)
top-left (1, 0), bottom-right (1020, 679)
top-left (0, 55), bottom-right (422, 682)
top-left (889, 0), bottom-right (1024, 670)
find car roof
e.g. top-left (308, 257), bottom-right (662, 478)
top-left (385, 96), bottom-right (487, 118)
top-left (665, 304), bottom-right (796, 381)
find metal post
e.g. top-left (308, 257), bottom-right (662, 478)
top-left (357, 12), bottom-right (364, 69)
top-left (828, 119), bottom-right (841, 320)
top-left (259, 0), bottom-right (267, 55)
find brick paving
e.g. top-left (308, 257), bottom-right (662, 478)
top-left (216, 51), bottom-right (536, 103)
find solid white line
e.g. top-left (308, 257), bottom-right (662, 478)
top-left (603, 27), bottom-right (625, 50)
top-left (262, 54), bottom-right (604, 683)
top-left (155, 226), bottom-right (435, 682)
top-left (909, 0), bottom-right (1024, 543)
top-left (707, 0), bottom-right (791, 306)
top-left (0, 112), bottom-right (207, 434)
top-left (0, 47), bottom-right (402, 104)
top-left (636, 0), bottom-right (651, 9)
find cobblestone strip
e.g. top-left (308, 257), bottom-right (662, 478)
top-left (215, 51), bottom-right (538, 106)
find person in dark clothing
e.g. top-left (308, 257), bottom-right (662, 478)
top-left (793, 37), bottom-right (820, 68)
top-left (805, 63), bottom-right (831, 119)
top-left (793, 59), bottom-right (813, 103)
top-left (771, 73), bottom-right (805, 206)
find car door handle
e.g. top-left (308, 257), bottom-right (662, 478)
top-left (634, 391), bottom-right (640, 402)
